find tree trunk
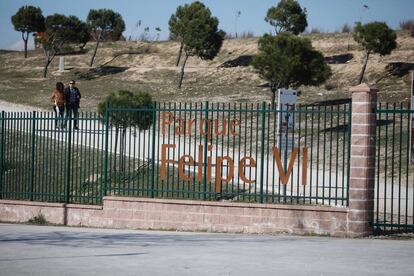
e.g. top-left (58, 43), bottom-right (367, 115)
top-left (271, 88), bottom-right (276, 110)
top-left (22, 32), bottom-right (28, 58)
top-left (347, 33), bottom-right (351, 51)
top-left (270, 83), bottom-right (279, 110)
top-left (43, 59), bottom-right (52, 78)
top-left (23, 39), bottom-right (28, 58)
top-left (175, 41), bottom-right (184, 66)
top-left (80, 41), bottom-right (87, 51)
top-left (90, 40), bottom-right (100, 67)
top-left (42, 45), bottom-right (56, 78)
top-left (178, 53), bottom-right (189, 89)
top-left (358, 51), bottom-right (371, 84)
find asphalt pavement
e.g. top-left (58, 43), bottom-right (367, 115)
top-left (0, 223), bottom-right (413, 276)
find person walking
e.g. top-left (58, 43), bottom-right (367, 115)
top-left (64, 80), bottom-right (81, 130)
top-left (50, 82), bottom-right (66, 129)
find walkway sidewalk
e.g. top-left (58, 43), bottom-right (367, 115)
top-left (0, 223), bottom-right (413, 276)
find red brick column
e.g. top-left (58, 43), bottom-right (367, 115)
top-left (348, 83), bottom-right (378, 237)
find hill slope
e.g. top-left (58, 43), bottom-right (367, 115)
top-left (0, 31), bottom-right (413, 111)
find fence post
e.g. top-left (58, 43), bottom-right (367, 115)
top-left (65, 112), bottom-right (72, 204)
top-left (202, 101), bottom-right (209, 200)
top-left (0, 111), bottom-right (4, 199)
top-left (29, 111), bottom-right (36, 201)
top-left (348, 83), bottom-right (378, 237)
top-left (410, 71), bottom-right (414, 164)
top-left (259, 102), bottom-right (266, 203)
top-left (103, 99), bottom-right (109, 198)
top-left (150, 101), bottom-right (157, 198)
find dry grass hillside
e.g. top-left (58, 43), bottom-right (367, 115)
top-left (0, 31), bottom-right (413, 111)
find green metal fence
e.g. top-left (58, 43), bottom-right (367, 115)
top-left (0, 111), bottom-right (105, 204)
top-left (374, 103), bottom-right (414, 232)
top-left (0, 102), bottom-right (351, 206)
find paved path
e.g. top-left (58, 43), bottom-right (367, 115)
top-left (0, 223), bottom-right (413, 276)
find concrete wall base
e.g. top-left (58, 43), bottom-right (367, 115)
top-left (0, 197), bottom-right (350, 237)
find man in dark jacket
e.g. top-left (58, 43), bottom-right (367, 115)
top-left (64, 80), bottom-right (81, 129)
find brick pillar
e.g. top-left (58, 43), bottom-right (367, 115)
top-left (348, 83), bottom-right (378, 237)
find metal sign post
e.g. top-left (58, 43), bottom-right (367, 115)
top-left (276, 89), bottom-right (298, 201)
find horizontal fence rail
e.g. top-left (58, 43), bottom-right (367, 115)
top-left (0, 102), bottom-right (351, 207)
top-left (374, 103), bottom-right (414, 232)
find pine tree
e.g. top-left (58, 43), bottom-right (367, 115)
top-left (11, 6), bottom-right (45, 58)
top-left (353, 22), bottom-right (397, 84)
top-left (252, 33), bottom-right (331, 107)
top-left (87, 9), bottom-right (126, 67)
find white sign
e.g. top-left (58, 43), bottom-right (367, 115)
top-left (276, 89), bottom-right (298, 152)
top-left (277, 89), bottom-right (298, 130)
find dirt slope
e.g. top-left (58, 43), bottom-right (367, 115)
top-left (0, 31), bottom-right (412, 111)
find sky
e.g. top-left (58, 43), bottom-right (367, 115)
top-left (1, 0), bottom-right (413, 50)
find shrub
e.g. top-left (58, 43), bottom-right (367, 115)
top-left (341, 24), bottom-right (352, 33)
top-left (225, 33), bottom-right (235, 39)
top-left (225, 31), bottom-right (255, 40)
top-left (252, 33), bottom-right (331, 107)
top-left (239, 31), bottom-right (255, 38)
top-left (310, 27), bottom-right (321, 34)
top-left (324, 80), bottom-right (339, 91)
top-left (399, 20), bottom-right (414, 31)
top-left (28, 213), bottom-right (47, 225)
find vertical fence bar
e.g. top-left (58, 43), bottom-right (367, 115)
top-left (390, 104), bottom-right (396, 230)
top-left (322, 105), bottom-right (327, 204)
top-left (303, 105), bottom-right (308, 203)
top-left (316, 106), bottom-right (321, 204)
top-left (45, 113), bottom-right (50, 201)
top-left (11, 113), bottom-right (16, 199)
top-left (151, 102), bottom-right (157, 198)
top-left (5, 112), bottom-right (9, 198)
top-left (202, 101), bottom-right (209, 200)
top-left (156, 103), bottom-right (161, 197)
top-left (37, 113), bottom-right (41, 201)
top-left (384, 103), bottom-right (389, 224)
top-left (259, 102), bottom-right (266, 203)
top-left (0, 111), bottom-right (3, 199)
top-left (405, 108), bottom-right (411, 227)
top-left (29, 111), bottom-right (36, 201)
top-left (346, 102), bottom-right (352, 206)
top-left (255, 103), bottom-right (260, 202)
top-left (309, 105), bottom-right (314, 202)
top-left (103, 100), bottom-right (109, 198)
top-left (177, 102), bottom-right (183, 197)
top-left (411, 71), bottom-right (414, 164)
top-left (397, 103), bottom-right (403, 228)
top-left (376, 103), bottom-right (381, 226)
top-left (328, 105), bottom-right (333, 204)
top-left (66, 113), bottom-right (72, 203)
top-left (334, 105), bottom-right (339, 204)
